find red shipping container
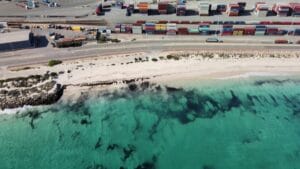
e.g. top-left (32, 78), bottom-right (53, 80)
top-left (260, 21), bottom-right (271, 25)
top-left (244, 27), bottom-right (255, 35)
top-left (169, 21), bottom-right (180, 24)
top-left (180, 21), bottom-right (190, 24)
top-left (177, 27), bottom-right (189, 35)
top-left (191, 21), bottom-right (201, 24)
top-left (158, 20), bottom-right (168, 24)
top-left (274, 39), bottom-right (288, 44)
top-left (158, 2), bottom-right (168, 14)
top-left (266, 28), bottom-right (279, 35)
top-left (221, 32), bottom-right (233, 36)
top-left (202, 21), bottom-right (213, 24)
top-left (167, 29), bottom-right (177, 35)
top-left (136, 20), bottom-right (146, 24)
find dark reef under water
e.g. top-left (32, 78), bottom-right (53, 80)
top-left (1, 77), bottom-right (300, 169)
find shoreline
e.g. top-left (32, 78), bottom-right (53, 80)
top-left (1, 50), bottom-right (300, 113)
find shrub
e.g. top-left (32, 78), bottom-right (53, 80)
top-left (166, 55), bottom-right (174, 59)
top-left (159, 56), bottom-right (165, 60)
top-left (110, 39), bottom-right (121, 43)
top-left (48, 60), bottom-right (62, 67)
top-left (151, 58), bottom-right (158, 62)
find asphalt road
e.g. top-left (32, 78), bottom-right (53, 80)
top-left (0, 40), bottom-right (299, 68)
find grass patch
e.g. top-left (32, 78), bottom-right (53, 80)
top-left (48, 60), bottom-right (62, 67)
top-left (110, 38), bottom-right (121, 43)
top-left (10, 66), bottom-right (33, 72)
top-left (166, 54), bottom-right (180, 60)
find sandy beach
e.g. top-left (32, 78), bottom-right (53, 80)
top-left (1, 49), bottom-right (300, 113)
top-left (2, 50), bottom-right (300, 84)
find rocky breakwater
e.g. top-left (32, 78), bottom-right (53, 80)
top-left (0, 73), bottom-right (65, 110)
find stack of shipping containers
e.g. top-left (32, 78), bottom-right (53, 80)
top-left (272, 3), bottom-right (290, 16)
top-left (198, 24), bottom-right (211, 35)
top-left (233, 25), bottom-right (244, 35)
top-left (266, 27), bottom-right (279, 35)
top-left (244, 26), bottom-right (255, 35)
top-left (155, 24), bottom-right (167, 34)
top-left (166, 23), bottom-right (177, 35)
top-left (120, 24), bottom-right (132, 33)
top-left (188, 25), bottom-right (199, 34)
top-left (255, 25), bottom-right (266, 35)
top-left (198, 2), bottom-right (211, 16)
top-left (144, 22), bottom-right (156, 34)
top-left (254, 2), bottom-right (269, 17)
top-left (115, 24), bottom-right (121, 33)
top-left (293, 29), bottom-right (300, 36)
top-left (176, 4), bottom-right (186, 16)
top-left (138, 2), bottom-right (149, 13)
top-left (289, 3), bottom-right (300, 16)
top-left (158, 2), bottom-right (168, 14)
top-left (221, 25), bottom-right (233, 35)
top-left (132, 24), bottom-right (143, 34)
top-left (177, 27), bottom-right (189, 35)
top-left (227, 4), bottom-right (240, 16)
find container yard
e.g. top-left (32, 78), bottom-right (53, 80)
top-left (0, 0), bottom-right (300, 51)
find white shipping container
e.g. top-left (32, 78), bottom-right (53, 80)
top-left (167, 23), bottom-right (177, 31)
top-left (198, 2), bottom-right (210, 15)
top-left (255, 31), bottom-right (265, 36)
top-left (132, 26), bottom-right (142, 34)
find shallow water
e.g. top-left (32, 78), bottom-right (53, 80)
top-left (1, 77), bottom-right (300, 169)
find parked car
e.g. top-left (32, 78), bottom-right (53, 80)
top-left (206, 38), bottom-right (223, 43)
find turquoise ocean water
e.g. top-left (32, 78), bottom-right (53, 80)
top-left (1, 77), bottom-right (300, 169)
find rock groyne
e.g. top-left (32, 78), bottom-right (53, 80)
top-left (0, 73), bottom-right (65, 110)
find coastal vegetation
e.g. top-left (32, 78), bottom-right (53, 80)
top-left (48, 60), bottom-right (63, 67)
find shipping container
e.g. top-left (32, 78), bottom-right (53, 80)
top-left (166, 29), bottom-right (177, 35)
top-left (216, 4), bottom-right (227, 13)
top-left (176, 4), bottom-right (186, 16)
top-left (266, 28), bottom-right (279, 35)
top-left (138, 2), bottom-right (149, 13)
top-left (177, 27), bottom-right (189, 35)
top-left (198, 2), bottom-right (211, 16)
top-left (144, 22), bottom-right (156, 34)
top-left (136, 20), bottom-right (146, 24)
top-left (158, 2), bottom-right (168, 14)
top-left (169, 21), bottom-right (180, 24)
top-left (260, 21), bottom-right (271, 25)
top-left (188, 28), bottom-right (199, 34)
top-left (274, 39), bottom-right (289, 44)
top-left (237, 2), bottom-right (246, 14)
top-left (180, 21), bottom-right (190, 24)
top-left (272, 3), bottom-right (290, 16)
top-left (243, 27), bottom-right (255, 35)
top-left (167, 23), bottom-right (177, 31)
top-left (293, 29), bottom-right (300, 35)
top-left (132, 25), bottom-right (142, 34)
top-left (227, 4), bottom-right (240, 16)
top-left (233, 28), bottom-right (244, 35)
top-left (246, 21), bottom-right (260, 25)
top-left (71, 26), bottom-right (81, 31)
top-left (293, 22), bottom-right (300, 25)
top-left (120, 24), bottom-right (132, 33)
top-left (289, 3), bottom-right (300, 16)
top-left (254, 2), bottom-right (269, 17)
top-left (158, 20), bottom-right (168, 24)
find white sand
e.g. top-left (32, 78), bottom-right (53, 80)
top-left (2, 51), bottom-right (300, 86)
